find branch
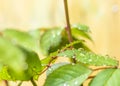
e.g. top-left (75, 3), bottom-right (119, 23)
top-left (93, 66), bottom-right (117, 71)
top-left (38, 56), bottom-right (57, 75)
top-left (63, 0), bottom-right (77, 63)
top-left (31, 78), bottom-right (37, 86)
top-left (63, 0), bottom-right (73, 43)
top-left (88, 76), bottom-right (95, 79)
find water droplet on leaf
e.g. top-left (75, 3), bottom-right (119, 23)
top-left (72, 63), bottom-right (75, 65)
top-left (103, 64), bottom-right (107, 66)
top-left (48, 68), bottom-right (52, 71)
top-left (63, 55), bottom-right (67, 57)
top-left (57, 32), bottom-right (60, 36)
top-left (53, 34), bottom-right (56, 38)
top-left (72, 55), bottom-right (76, 58)
top-left (64, 83), bottom-right (68, 86)
top-left (88, 59), bottom-right (92, 62)
top-left (79, 53), bottom-right (85, 57)
top-left (74, 81), bottom-right (78, 85)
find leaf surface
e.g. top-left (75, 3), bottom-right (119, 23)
top-left (72, 24), bottom-right (90, 32)
top-left (0, 37), bottom-right (42, 80)
top-left (71, 24), bottom-right (92, 41)
top-left (22, 49), bottom-right (42, 80)
top-left (46, 63), bottom-right (68, 76)
top-left (2, 29), bottom-right (39, 52)
top-left (0, 36), bottom-right (26, 74)
top-left (44, 64), bottom-right (92, 86)
top-left (0, 66), bottom-right (11, 80)
top-left (89, 69), bottom-right (120, 86)
top-left (58, 49), bottom-right (118, 66)
top-left (40, 28), bottom-right (63, 55)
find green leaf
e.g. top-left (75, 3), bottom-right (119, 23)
top-left (44, 64), bottom-right (92, 86)
top-left (60, 40), bottom-right (91, 52)
top-left (6, 49), bottom-right (42, 81)
top-left (58, 49), bottom-right (118, 66)
top-left (41, 51), bottom-right (59, 66)
top-left (0, 37), bottom-right (42, 80)
top-left (40, 26), bottom-right (91, 56)
top-left (73, 41), bottom-right (91, 51)
top-left (0, 66), bottom-right (11, 80)
top-left (40, 28), bottom-right (63, 55)
top-left (89, 69), bottom-right (120, 86)
top-left (29, 29), bottom-right (41, 40)
top-left (14, 48), bottom-right (42, 80)
top-left (72, 24), bottom-right (90, 32)
top-left (71, 24), bottom-right (92, 41)
top-left (2, 29), bottom-right (39, 53)
top-left (46, 63), bottom-right (69, 76)
top-left (24, 50), bottom-right (42, 80)
top-left (41, 51), bottom-right (59, 67)
top-left (61, 40), bottom-right (84, 50)
top-left (0, 36), bottom-right (26, 75)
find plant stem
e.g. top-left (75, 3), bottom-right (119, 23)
top-left (88, 76), bottom-right (95, 79)
top-left (0, 32), bottom-right (2, 36)
top-left (63, 0), bottom-right (73, 43)
top-left (93, 66), bottom-right (117, 71)
top-left (63, 0), bottom-right (77, 63)
top-left (4, 80), bottom-right (9, 86)
top-left (38, 56), bottom-right (57, 75)
top-left (31, 79), bottom-right (37, 86)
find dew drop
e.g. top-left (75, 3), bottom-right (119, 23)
top-left (72, 55), bottom-right (76, 58)
top-left (88, 59), bottom-right (92, 62)
top-left (63, 55), bottom-right (67, 57)
top-left (57, 32), bottom-right (60, 36)
top-left (53, 34), bottom-right (56, 38)
top-left (78, 48), bottom-right (83, 51)
top-left (48, 68), bottom-right (52, 71)
top-left (74, 81), bottom-right (78, 85)
top-left (64, 83), bottom-right (68, 86)
top-left (103, 64), bottom-right (107, 66)
top-left (80, 53), bottom-right (85, 57)
top-left (72, 63), bottom-right (75, 65)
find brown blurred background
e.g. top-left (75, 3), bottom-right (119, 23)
top-left (0, 0), bottom-right (120, 86)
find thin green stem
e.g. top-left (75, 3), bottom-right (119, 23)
top-left (31, 79), bottom-right (37, 86)
top-left (38, 56), bottom-right (57, 75)
top-left (63, 0), bottom-right (73, 43)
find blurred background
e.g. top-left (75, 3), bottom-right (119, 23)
top-left (0, 0), bottom-right (120, 86)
